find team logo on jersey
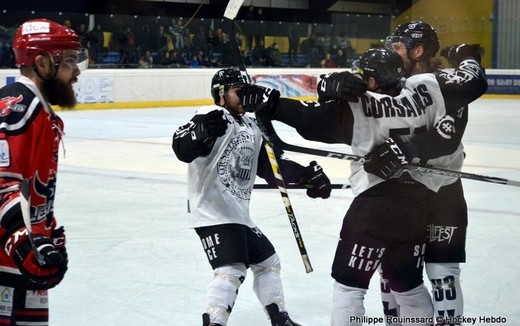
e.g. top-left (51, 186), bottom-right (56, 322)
top-left (0, 95), bottom-right (25, 116)
top-left (218, 131), bottom-right (256, 200)
top-left (32, 172), bottom-right (57, 223)
top-left (427, 223), bottom-right (458, 244)
top-left (435, 115), bottom-right (456, 139)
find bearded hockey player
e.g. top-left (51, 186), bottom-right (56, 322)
top-left (172, 68), bottom-right (332, 326)
top-left (0, 18), bottom-right (87, 325)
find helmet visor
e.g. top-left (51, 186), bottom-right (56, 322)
top-left (60, 48), bottom-right (89, 71)
top-left (351, 59), bottom-right (363, 75)
top-left (385, 36), bottom-right (412, 51)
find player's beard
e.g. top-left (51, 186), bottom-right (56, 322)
top-left (42, 77), bottom-right (77, 109)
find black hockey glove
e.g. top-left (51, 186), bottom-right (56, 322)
top-left (191, 110), bottom-right (228, 142)
top-left (298, 161), bottom-right (331, 199)
top-left (238, 85), bottom-right (280, 112)
top-left (363, 137), bottom-right (419, 180)
top-left (440, 44), bottom-right (481, 67)
top-left (4, 226), bottom-right (68, 288)
top-left (317, 71), bottom-right (367, 102)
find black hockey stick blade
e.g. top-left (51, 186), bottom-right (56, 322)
top-left (254, 183), bottom-right (351, 189)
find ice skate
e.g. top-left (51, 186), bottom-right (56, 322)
top-left (265, 303), bottom-right (302, 326)
top-left (202, 313), bottom-right (222, 326)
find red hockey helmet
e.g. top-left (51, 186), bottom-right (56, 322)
top-left (13, 18), bottom-right (87, 69)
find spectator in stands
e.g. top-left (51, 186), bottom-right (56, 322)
top-left (160, 49), bottom-right (189, 68)
top-left (76, 23), bottom-right (87, 48)
top-left (87, 24), bottom-right (105, 64)
top-left (149, 25), bottom-right (168, 55)
top-left (206, 29), bottom-right (219, 56)
top-left (114, 25), bottom-right (128, 62)
top-left (182, 27), bottom-right (193, 55)
top-left (334, 48), bottom-right (348, 68)
top-left (138, 50), bottom-right (153, 68)
top-left (252, 39), bottom-right (267, 66)
top-left (158, 49), bottom-right (174, 67)
top-left (266, 42), bottom-right (282, 66)
top-left (121, 26), bottom-right (138, 64)
top-left (241, 49), bottom-right (253, 66)
top-left (137, 23), bottom-right (152, 55)
top-left (169, 18), bottom-right (184, 51)
top-left (300, 33), bottom-right (318, 67)
top-left (320, 52), bottom-right (337, 68)
top-left (193, 26), bottom-right (209, 55)
top-left (219, 32), bottom-right (235, 66)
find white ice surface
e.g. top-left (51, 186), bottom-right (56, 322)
top-left (49, 98), bottom-right (520, 325)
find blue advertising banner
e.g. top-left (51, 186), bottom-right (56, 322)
top-left (486, 74), bottom-right (520, 94)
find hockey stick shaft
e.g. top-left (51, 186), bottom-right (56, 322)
top-left (404, 164), bottom-right (520, 187)
top-left (283, 140), bottom-right (520, 187)
top-left (224, 0), bottom-right (313, 273)
top-left (20, 179), bottom-right (46, 266)
top-left (259, 116), bottom-right (520, 188)
top-left (264, 144), bottom-right (313, 272)
top-left (254, 183), bottom-right (351, 189)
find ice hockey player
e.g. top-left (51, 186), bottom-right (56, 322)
top-left (239, 43), bottom-right (486, 325)
top-left (172, 68), bottom-right (332, 326)
top-left (367, 21), bottom-right (486, 325)
top-left (0, 18), bottom-right (87, 325)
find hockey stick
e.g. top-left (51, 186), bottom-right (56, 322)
top-left (20, 179), bottom-right (46, 266)
top-left (224, 0), bottom-right (313, 273)
top-left (254, 183), bottom-right (351, 190)
top-left (260, 117), bottom-right (520, 188)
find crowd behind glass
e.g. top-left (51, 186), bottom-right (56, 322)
top-left (0, 9), bottom-right (365, 70)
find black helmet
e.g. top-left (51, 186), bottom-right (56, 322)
top-left (211, 68), bottom-right (247, 105)
top-left (386, 21), bottom-right (440, 59)
top-left (352, 48), bottom-right (404, 90)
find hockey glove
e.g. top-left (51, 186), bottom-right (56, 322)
top-left (440, 44), bottom-right (481, 67)
top-left (191, 110), bottom-right (228, 142)
top-left (4, 226), bottom-right (68, 288)
top-left (363, 137), bottom-right (419, 180)
top-left (317, 71), bottom-right (367, 102)
top-left (298, 161), bottom-right (331, 199)
top-left (238, 85), bottom-right (280, 112)
top-left (51, 226), bottom-right (67, 254)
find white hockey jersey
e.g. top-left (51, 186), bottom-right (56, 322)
top-left (348, 73), bottom-right (464, 195)
top-left (182, 106), bottom-right (264, 228)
